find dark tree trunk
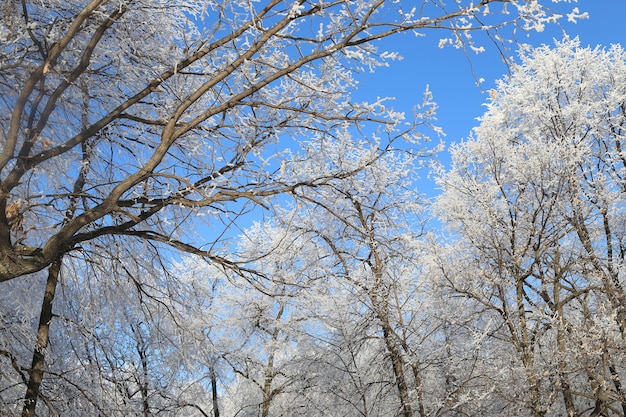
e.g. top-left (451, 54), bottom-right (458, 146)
top-left (210, 365), bottom-right (220, 417)
top-left (22, 257), bottom-right (62, 417)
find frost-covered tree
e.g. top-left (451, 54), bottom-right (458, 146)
top-left (0, 0), bottom-right (579, 415)
top-left (188, 140), bottom-right (445, 417)
top-left (434, 38), bottom-right (626, 416)
top-left (0, 0), bottom-right (578, 282)
top-left (277, 145), bottom-right (438, 417)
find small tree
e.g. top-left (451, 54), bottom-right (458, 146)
top-left (282, 146), bottom-right (434, 416)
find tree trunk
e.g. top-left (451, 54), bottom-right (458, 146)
top-left (556, 327), bottom-right (576, 416)
top-left (261, 303), bottom-right (284, 417)
top-left (392, 282), bottom-right (425, 417)
top-left (516, 277), bottom-right (545, 417)
top-left (379, 315), bottom-right (413, 417)
top-left (22, 257), bottom-right (62, 417)
top-left (553, 269), bottom-right (577, 417)
top-left (210, 365), bottom-right (220, 417)
top-left (600, 339), bottom-right (626, 416)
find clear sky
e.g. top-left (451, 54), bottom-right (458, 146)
top-left (352, 1), bottom-right (626, 195)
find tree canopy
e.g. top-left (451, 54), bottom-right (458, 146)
top-left (434, 38), bottom-right (626, 417)
top-left (3, 1), bottom-right (617, 417)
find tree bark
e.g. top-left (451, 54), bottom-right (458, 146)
top-left (210, 365), bottom-right (220, 417)
top-left (21, 257), bottom-right (62, 417)
top-left (556, 316), bottom-right (576, 416)
top-left (379, 312), bottom-right (413, 417)
top-left (261, 303), bottom-right (284, 417)
top-left (552, 265), bottom-right (577, 417)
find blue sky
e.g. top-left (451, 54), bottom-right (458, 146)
top-left (352, 1), bottom-right (626, 194)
